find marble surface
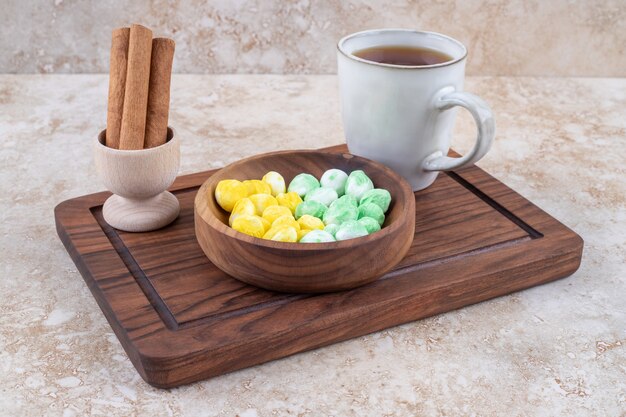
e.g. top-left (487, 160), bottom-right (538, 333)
top-left (0, 74), bottom-right (624, 416)
top-left (2, 0), bottom-right (626, 76)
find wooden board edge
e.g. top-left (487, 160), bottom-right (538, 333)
top-left (132, 235), bottom-right (584, 388)
top-left (54, 200), bottom-right (153, 384)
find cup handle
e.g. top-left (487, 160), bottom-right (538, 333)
top-left (422, 87), bottom-right (495, 171)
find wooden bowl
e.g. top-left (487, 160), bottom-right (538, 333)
top-left (194, 150), bottom-right (415, 293)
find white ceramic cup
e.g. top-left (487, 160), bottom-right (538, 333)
top-left (337, 29), bottom-right (495, 191)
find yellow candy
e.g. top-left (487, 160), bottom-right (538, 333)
top-left (243, 179), bottom-right (272, 196)
top-left (231, 214), bottom-right (266, 238)
top-left (276, 191), bottom-right (303, 215)
top-left (215, 179), bottom-right (248, 212)
top-left (297, 214), bottom-right (324, 231)
top-left (262, 171), bottom-right (286, 196)
top-left (272, 214), bottom-right (300, 230)
top-left (229, 197), bottom-right (256, 226)
top-left (263, 226), bottom-right (298, 242)
top-left (260, 217), bottom-right (271, 232)
top-left (262, 205), bottom-right (292, 224)
top-left (297, 229), bottom-right (311, 241)
top-left (248, 193), bottom-right (278, 216)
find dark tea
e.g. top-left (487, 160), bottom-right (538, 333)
top-left (352, 45), bottom-right (453, 66)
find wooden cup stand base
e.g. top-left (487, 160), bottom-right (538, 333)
top-left (55, 145), bottom-right (583, 388)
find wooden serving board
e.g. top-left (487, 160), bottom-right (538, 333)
top-left (55, 145), bottom-right (583, 388)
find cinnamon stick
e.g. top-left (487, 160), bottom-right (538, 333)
top-left (144, 38), bottom-right (175, 148)
top-left (105, 27), bottom-right (130, 149)
top-left (119, 24), bottom-right (153, 150)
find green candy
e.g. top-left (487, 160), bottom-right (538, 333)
top-left (359, 188), bottom-right (391, 213)
top-left (288, 173), bottom-right (320, 198)
top-left (320, 169), bottom-right (348, 196)
top-left (305, 187), bottom-right (338, 207)
top-left (323, 202), bottom-right (358, 226)
top-left (358, 217), bottom-right (381, 234)
top-left (358, 203), bottom-right (385, 226)
top-left (300, 229), bottom-right (336, 243)
top-left (323, 223), bottom-right (340, 237)
top-left (295, 200), bottom-right (327, 220)
top-left (345, 170), bottom-right (374, 201)
top-left (335, 220), bottom-right (369, 241)
top-left (332, 194), bottom-right (358, 208)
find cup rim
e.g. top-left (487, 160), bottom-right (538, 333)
top-left (96, 126), bottom-right (177, 154)
top-left (337, 29), bottom-right (468, 69)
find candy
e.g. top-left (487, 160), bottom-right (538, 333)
top-left (288, 173), bottom-right (320, 198)
top-left (263, 225), bottom-right (298, 242)
top-left (323, 223), bottom-right (340, 237)
top-left (231, 214), bottom-right (266, 238)
top-left (229, 197), bottom-right (256, 226)
top-left (331, 194), bottom-right (358, 208)
top-left (300, 229), bottom-right (337, 243)
top-left (248, 193), bottom-right (278, 216)
top-left (262, 205), bottom-right (293, 224)
top-left (260, 216), bottom-right (271, 232)
top-left (323, 202), bottom-right (358, 225)
top-left (216, 168), bottom-right (392, 243)
top-left (335, 220), bottom-right (369, 241)
top-left (295, 200), bottom-right (328, 220)
top-left (262, 171), bottom-right (286, 196)
top-left (358, 217), bottom-right (381, 234)
top-left (345, 170), bottom-right (374, 201)
top-left (298, 228), bottom-right (311, 241)
top-left (358, 202), bottom-right (385, 226)
top-left (297, 214), bottom-right (325, 231)
top-left (243, 179), bottom-right (272, 196)
top-left (276, 191), bottom-right (303, 215)
top-left (272, 214), bottom-right (301, 230)
top-left (304, 187), bottom-right (338, 207)
top-left (359, 188), bottom-right (391, 213)
top-left (215, 179), bottom-right (248, 212)
top-left (320, 169), bottom-right (348, 196)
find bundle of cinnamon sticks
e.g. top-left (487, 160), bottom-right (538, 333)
top-left (106, 24), bottom-right (175, 150)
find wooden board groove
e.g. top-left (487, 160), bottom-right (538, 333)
top-left (91, 207), bottom-right (181, 330)
top-left (55, 145), bottom-right (583, 388)
top-left (446, 171), bottom-right (543, 239)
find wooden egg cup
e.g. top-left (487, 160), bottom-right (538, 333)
top-left (94, 127), bottom-right (180, 232)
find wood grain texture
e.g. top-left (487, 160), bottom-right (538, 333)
top-left (94, 128), bottom-right (180, 232)
top-left (55, 144), bottom-right (583, 388)
top-left (105, 27), bottom-right (129, 149)
top-left (144, 38), bottom-right (175, 149)
top-left (195, 151), bottom-right (415, 293)
top-left (119, 24), bottom-right (152, 150)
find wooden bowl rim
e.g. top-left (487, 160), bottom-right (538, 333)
top-left (195, 149), bottom-right (414, 251)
